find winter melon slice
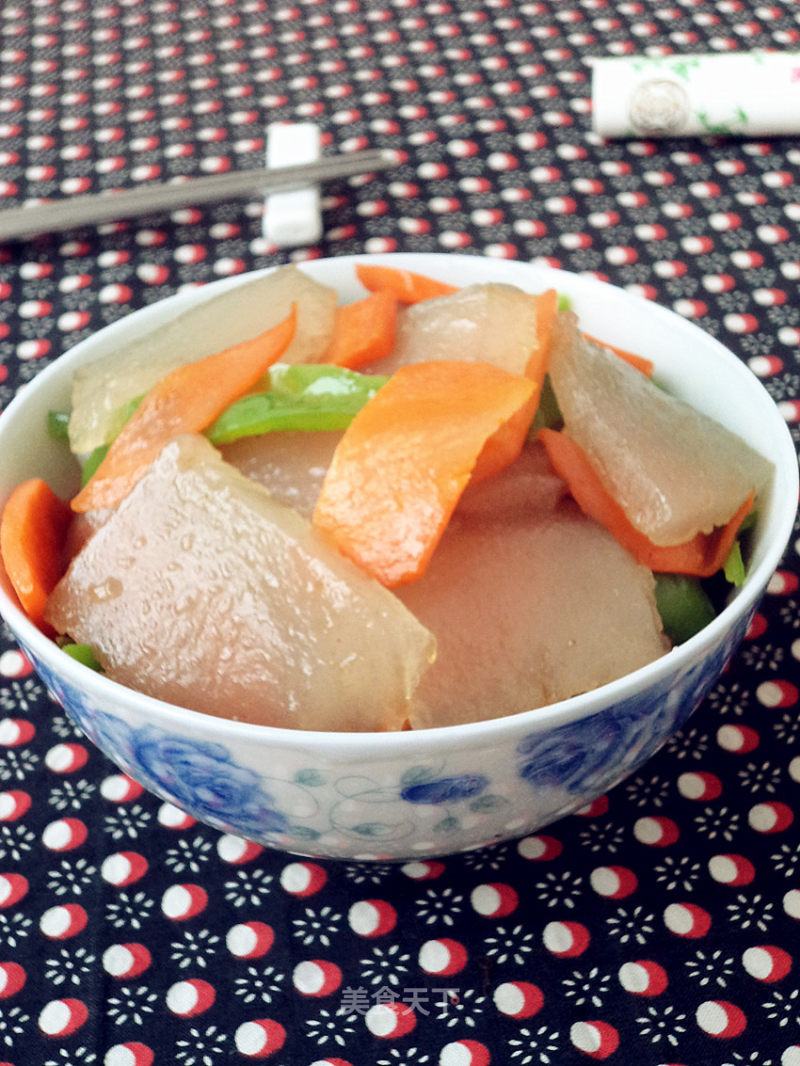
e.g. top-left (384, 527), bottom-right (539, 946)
top-left (220, 430), bottom-right (342, 520)
top-left (398, 447), bottom-right (670, 728)
top-left (372, 283), bottom-right (546, 376)
top-left (547, 312), bottom-right (773, 547)
top-left (45, 434), bottom-right (435, 731)
top-left (68, 265), bottom-right (337, 455)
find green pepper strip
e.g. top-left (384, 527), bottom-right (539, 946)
top-left (60, 642), bottom-right (104, 672)
top-left (723, 540), bottom-right (746, 586)
top-left (47, 410), bottom-right (71, 441)
top-left (205, 364), bottom-right (390, 445)
top-left (51, 365), bottom-right (390, 477)
top-left (655, 573), bottom-right (716, 645)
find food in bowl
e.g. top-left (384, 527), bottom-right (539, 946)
top-left (0, 253), bottom-right (795, 859)
top-left (1, 261), bottom-right (774, 732)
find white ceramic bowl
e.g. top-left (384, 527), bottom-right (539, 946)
top-left (1, 253), bottom-right (797, 860)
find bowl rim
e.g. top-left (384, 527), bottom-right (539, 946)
top-left (1, 251), bottom-right (797, 754)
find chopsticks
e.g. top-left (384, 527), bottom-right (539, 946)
top-left (0, 148), bottom-right (394, 242)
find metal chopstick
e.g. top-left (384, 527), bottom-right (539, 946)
top-left (0, 148), bottom-right (394, 242)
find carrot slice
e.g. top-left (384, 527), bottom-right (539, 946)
top-left (355, 263), bottom-right (459, 304)
top-left (471, 395), bottom-right (541, 484)
top-left (323, 289), bottom-right (398, 369)
top-left (583, 333), bottom-right (654, 376)
top-left (539, 427), bottom-right (754, 576)
top-left (527, 289), bottom-right (559, 380)
top-left (313, 361), bottom-right (538, 587)
top-left (71, 309), bottom-right (297, 513)
top-left (1, 478), bottom-right (72, 632)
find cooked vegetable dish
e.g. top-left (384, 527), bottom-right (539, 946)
top-left (0, 264), bottom-right (773, 731)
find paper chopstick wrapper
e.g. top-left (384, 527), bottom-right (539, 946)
top-left (592, 51), bottom-right (800, 138)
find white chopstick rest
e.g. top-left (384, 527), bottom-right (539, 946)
top-left (263, 123), bottom-right (323, 248)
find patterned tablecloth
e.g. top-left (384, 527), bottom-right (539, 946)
top-left (2, 2), bottom-right (800, 1064)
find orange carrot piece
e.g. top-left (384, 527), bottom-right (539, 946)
top-left (355, 263), bottom-right (459, 304)
top-left (71, 309), bottom-right (297, 513)
top-left (1, 478), bottom-right (72, 632)
top-left (527, 289), bottom-right (559, 380)
top-left (323, 289), bottom-right (398, 369)
top-left (643, 492), bottom-right (753, 576)
top-left (313, 361), bottom-right (539, 587)
top-left (583, 333), bottom-right (654, 376)
top-left (471, 398), bottom-right (539, 484)
top-left (539, 427), bottom-right (754, 577)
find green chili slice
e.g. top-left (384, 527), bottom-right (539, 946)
top-left (47, 410), bottom-right (71, 441)
top-left (655, 573), bottom-right (716, 645)
top-left (206, 364), bottom-right (390, 445)
top-left (61, 643), bottom-right (104, 672)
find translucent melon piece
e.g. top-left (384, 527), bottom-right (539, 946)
top-left (454, 440), bottom-right (568, 523)
top-left (548, 312), bottom-right (774, 546)
top-left (372, 283), bottom-right (543, 376)
top-left (68, 266), bottom-right (337, 455)
top-left (64, 508), bottom-right (113, 562)
top-left (398, 492), bottom-right (670, 729)
top-left (45, 435), bottom-right (435, 732)
top-left (220, 430), bottom-right (342, 520)
top-left (221, 436), bottom-right (567, 528)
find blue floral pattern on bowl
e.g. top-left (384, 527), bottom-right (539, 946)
top-left (516, 612), bottom-right (750, 801)
top-left (14, 603), bottom-right (754, 860)
top-left (400, 773), bottom-right (489, 805)
top-left (131, 730), bottom-right (288, 838)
